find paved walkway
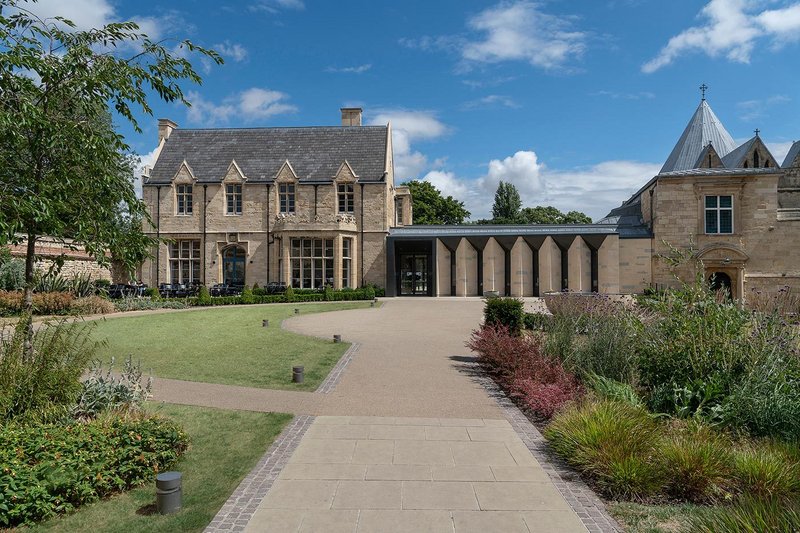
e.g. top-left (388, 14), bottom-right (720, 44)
top-left (180, 299), bottom-right (615, 532)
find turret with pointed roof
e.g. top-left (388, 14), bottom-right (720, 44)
top-left (660, 99), bottom-right (737, 173)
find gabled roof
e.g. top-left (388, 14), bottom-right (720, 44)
top-left (783, 141), bottom-right (800, 168)
top-left (147, 125), bottom-right (389, 185)
top-left (660, 100), bottom-right (737, 173)
top-left (694, 143), bottom-right (724, 169)
top-left (721, 136), bottom-right (757, 168)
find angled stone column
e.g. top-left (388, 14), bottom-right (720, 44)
top-left (456, 238), bottom-right (479, 296)
top-left (585, 234), bottom-right (618, 294)
top-left (466, 236), bottom-right (490, 296)
top-left (552, 235), bottom-right (577, 292)
top-left (568, 237), bottom-right (592, 292)
top-left (439, 237), bottom-right (461, 296)
top-left (435, 239), bottom-right (452, 296)
top-left (523, 236), bottom-right (546, 296)
top-left (538, 237), bottom-right (562, 293)
top-left (510, 238), bottom-right (533, 296)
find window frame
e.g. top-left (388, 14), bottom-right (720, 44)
top-left (279, 183), bottom-right (296, 214)
top-left (176, 184), bottom-right (193, 215)
top-left (290, 238), bottom-right (334, 289)
top-left (169, 239), bottom-right (201, 284)
top-left (337, 183), bottom-right (354, 213)
top-left (342, 237), bottom-right (352, 288)
top-left (704, 194), bottom-right (734, 235)
top-left (225, 183), bottom-right (243, 215)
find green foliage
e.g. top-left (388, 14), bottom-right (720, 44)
top-left (659, 424), bottom-right (733, 502)
top-left (113, 298), bottom-right (188, 312)
top-left (197, 285), bottom-right (212, 305)
top-left (483, 296), bottom-right (524, 335)
top-left (70, 295), bottom-right (116, 315)
top-left (491, 181), bottom-right (522, 222)
top-left (0, 413), bottom-right (188, 527)
top-left (240, 285), bottom-right (254, 304)
top-left (0, 257), bottom-right (24, 290)
top-left (284, 285), bottom-right (295, 302)
top-left (144, 287), bottom-right (161, 300)
top-left (323, 284), bottom-right (334, 301)
top-left (0, 3), bottom-right (221, 315)
top-left (402, 180), bottom-right (470, 224)
top-left (74, 356), bottom-right (153, 419)
top-left (519, 205), bottom-right (592, 224)
top-left (686, 497), bottom-right (800, 533)
top-left (523, 311), bottom-right (550, 331)
top-left (584, 372), bottom-right (643, 409)
top-left (732, 445), bottom-right (800, 500)
top-left (0, 319), bottom-right (99, 421)
top-left (544, 400), bottom-right (663, 499)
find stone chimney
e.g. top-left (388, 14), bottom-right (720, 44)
top-left (340, 108), bottom-right (362, 127)
top-left (158, 118), bottom-right (178, 143)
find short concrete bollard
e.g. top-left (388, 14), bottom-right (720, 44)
top-left (294, 308), bottom-right (300, 314)
top-left (262, 319), bottom-right (269, 327)
top-left (370, 301), bottom-right (375, 308)
top-left (292, 365), bottom-right (304, 383)
top-left (333, 334), bottom-right (341, 343)
top-left (156, 471), bottom-right (182, 515)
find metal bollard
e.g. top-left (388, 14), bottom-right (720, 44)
top-left (292, 365), bottom-right (304, 383)
top-left (333, 334), bottom-right (341, 343)
top-left (294, 308), bottom-right (300, 314)
top-left (156, 471), bottom-right (182, 515)
top-left (262, 319), bottom-right (269, 327)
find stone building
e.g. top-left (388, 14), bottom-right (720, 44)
top-left (140, 108), bottom-right (412, 290)
top-left (140, 99), bottom-right (800, 298)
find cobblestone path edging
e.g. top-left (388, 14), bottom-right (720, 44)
top-left (315, 342), bottom-right (360, 394)
top-left (472, 369), bottom-right (622, 533)
top-left (204, 415), bottom-right (315, 532)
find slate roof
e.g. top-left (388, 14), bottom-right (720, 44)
top-left (720, 136), bottom-right (757, 168)
top-left (660, 100), bottom-right (737, 173)
top-left (783, 141), bottom-right (800, 168)
top-left (146, 126), bottom-right (389, 184)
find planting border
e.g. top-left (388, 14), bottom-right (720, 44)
top-left (473, 368), bottom-right (622, 533)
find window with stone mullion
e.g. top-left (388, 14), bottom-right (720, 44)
top-left (338, 183), bottom-right (354, 213)
top-left (169, 240), bottom-right (201, 283)
top-left (290, 238), bottom-right (334, 289)
top-left (704, 195), bottom-right (733, 234)
top-left (279, 183), bottom-right (296, 213)
top-left (176, 184), bottom-right (193, 215)
top-left (226, 184), bottom-right (243, 215)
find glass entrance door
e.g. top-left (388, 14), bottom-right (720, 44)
top-left (399, 254), bottom-right (428, 295)
top-left (223, 246), bottom-right (246, 287)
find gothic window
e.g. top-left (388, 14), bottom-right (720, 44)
top-left (176, 184), bottom-right (193, 215)
top-left (337, 183), bottom-right (354, 213)
top-left (705, 195), bottom-right (733, 234)
top-left (226, 184), bottom-right (242, 215)
top-left (753, 150), bottom-right (760, 168)
top-left (279, 183), bottom-right (295, 214)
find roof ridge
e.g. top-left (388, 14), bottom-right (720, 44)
top-left (660, 99), bottom-right (737, 173)
top-left (172, 125), bottom-right (387, 133)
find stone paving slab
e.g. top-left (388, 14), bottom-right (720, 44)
top-left (241, 416), bottom-right (587, 532)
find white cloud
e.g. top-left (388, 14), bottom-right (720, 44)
top-left (214, 41), bottom-right (249, 62)
top-left (643, 0), bottom-right (800, 73)
top-left (422, 150), bottom-right (660, 221)
top-left (249, 0), bottom-right (305, 13)
top-left (186, 88), bottom-right (297, 126)
top-left (325, 64), bottom-right (372, 74)
top-left (592, 90), bottom-right (656, 100)
top-left (462, 1), bottom-right (586, 70)
top-left (134, 147), bottom-right (160, 198)
top-left (736, 94), bottom-right (790, 121)
top-left (767, 141), bottom-right (794, 165)
top-left (367, 109), bottom-right (449, 182)
top-left (462, 94), bottom-right (520, 110)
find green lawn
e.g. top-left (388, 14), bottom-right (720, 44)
top-left (31, 403), bottom-right (292, 533)
top-left (91, 302), bottom-right (372, 390)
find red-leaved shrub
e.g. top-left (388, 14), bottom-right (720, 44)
top-left (467, 324), bottom-right (583, 418)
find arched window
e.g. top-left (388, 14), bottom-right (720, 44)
top-left (753, 149), bottom-right (760, 168)
top-left (223, 246), bottom-right (246, 287)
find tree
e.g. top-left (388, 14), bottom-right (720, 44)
top-left (491, 181), bottom-right (522, 223)
top-left (519, 206), bottom-right (592, 224)
top-left (403, 180), bottom-right (470, 225)
top-left (0, 1), bottom-right (221, 324)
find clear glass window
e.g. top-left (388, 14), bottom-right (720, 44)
top-left (290, 238), bottom-right (334, 288)
top-left (704, 195), bottom-right (733, 234)
top-left (279, 183), bottom-right (295, 213)
top-left (226, 184), bottom-right (242, 215)
top-left (338, 183), bottom-right (354, 213)
top-left (176, 184), bottom-right (193, 215)
top-left (342, 238), bottom-right (352, 288)
top-left (169, 240), bottom-right (201, 284)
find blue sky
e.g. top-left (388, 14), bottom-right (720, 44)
top-left (24, 0), bottom-right (800, 220)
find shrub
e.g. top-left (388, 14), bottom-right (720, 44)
top-left (732, 445), bottom-right (800, 500)
top-left (252, 287), bottom-right (266, 296)
top-left (284, 285), bottom-right (295, 302)
top-left (484, 297), bottom-right (524, 334)
top-left (686, 497), bottom-right (800, 533)
top-left (74, 356), bottom-right (153, 419)
top-left (0, 413), bottom-right (188, 527)
top-left (70, 295), bottom-right (115, 315)
top-left (659, 423), bottom-right (733, 502)
top-left (0, 257), bottom-right (24, 291)
top-left (144, 286), bottom-right (160, 300)
top-left (363, 285), bottom-right (376, 300)
top-left (33, 291), bottom-right (74, 314)
top-left (523, 312), bottom-right (550, 331)
top-left (544, 400), bottom-right (663, 499)
top-left (240, 285), bottom-right (254, 304)
top-left (584, 372), bottom-right (643, 408)
top-left (0, 319), bottom-right (99, 421)
top-left (197, 285), bottom-right (212, 305)
top-left (69, 273), bottom-right (95, 298)
top-left (324, 284), bottom-right (334, 301)
top-left (745, 286), bottom-right (800, 316)
top-left (510, 371), bottom-right (582, 419)
top-left (113, 298), bottom-right (188, 312)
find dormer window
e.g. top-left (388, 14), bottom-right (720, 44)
top-left (226, 184), bottom-right (242, 215)
top-left (338, 183), bottom-right (354, 213)
top-left (705, 195), bottom-right (733, 234)
top-left (279, 183), bottom-right (295, 213)
top-left (176, 184), bottom-right (193, 215)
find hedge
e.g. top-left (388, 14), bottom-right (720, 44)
top-left (172, 287), bottom-right (377, 307)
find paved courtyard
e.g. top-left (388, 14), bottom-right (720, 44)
top-left (177, 299), bottom-right (618, 532)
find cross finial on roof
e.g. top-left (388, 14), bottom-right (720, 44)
top-left (754, 128), bottom-right (760, 137)
top-left (700, 83), bottom-right (708, 100)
